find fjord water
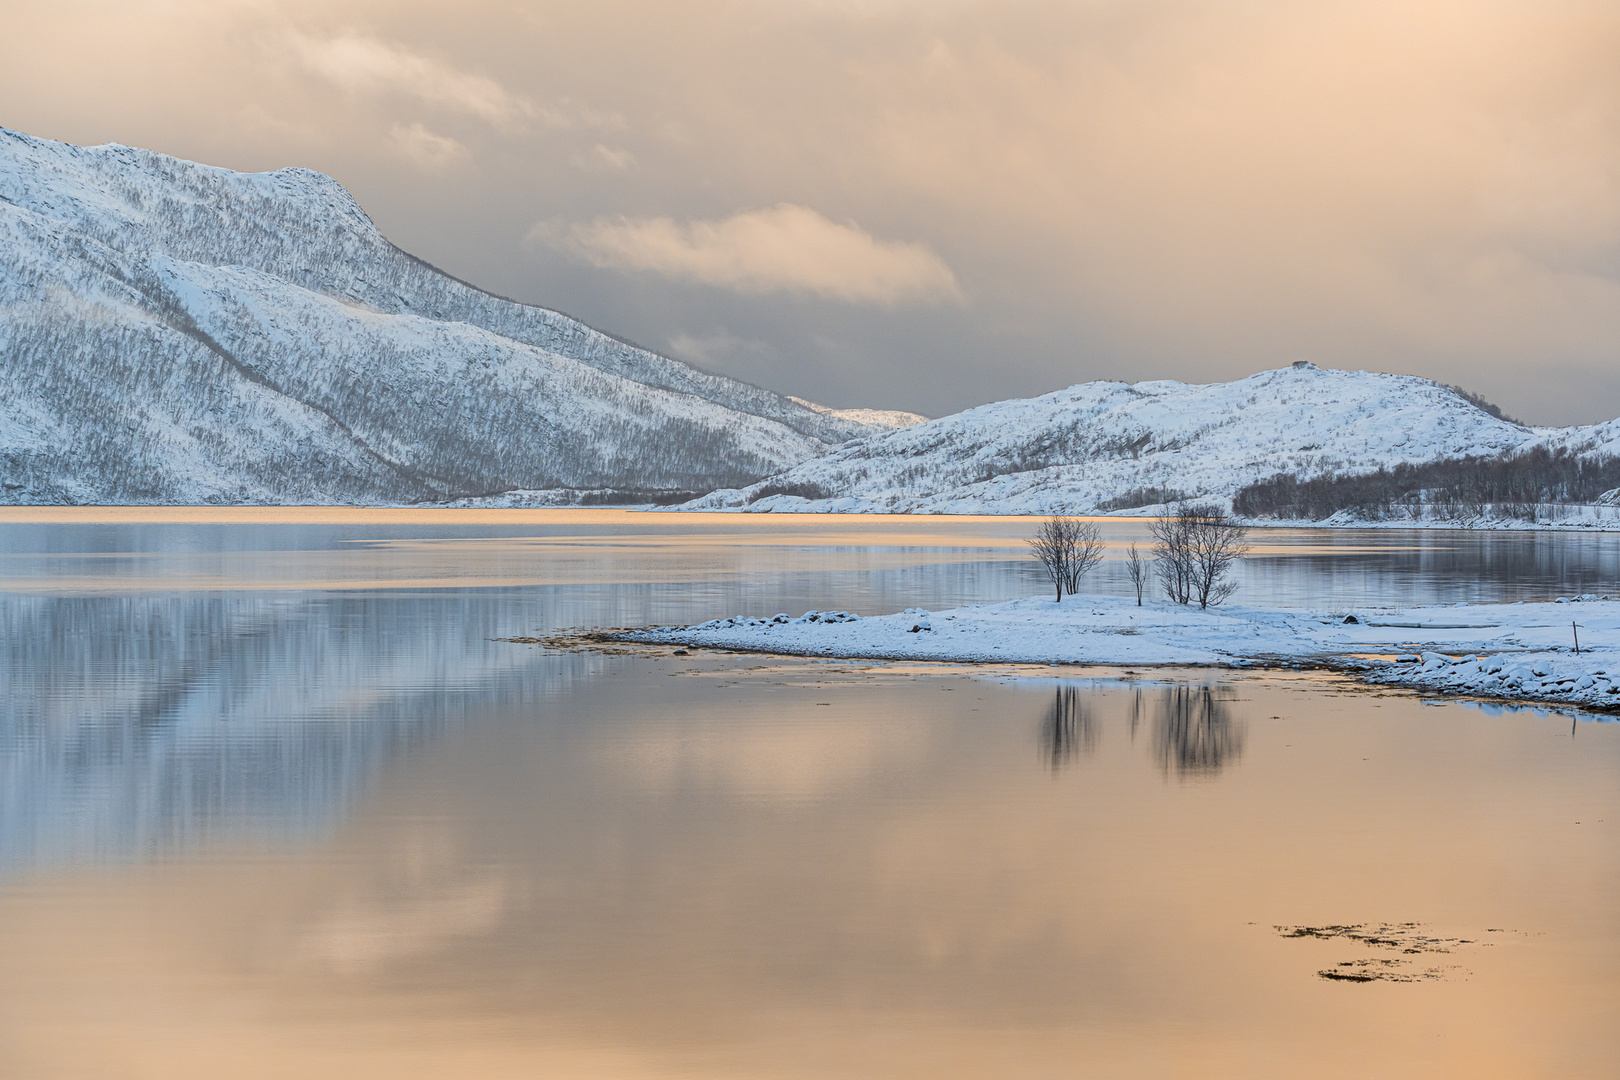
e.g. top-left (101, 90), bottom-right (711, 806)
top-left (1, 510), bottom-right (1617, 1079)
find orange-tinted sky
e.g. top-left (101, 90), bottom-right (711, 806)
top-left (2, 0), bottom-right (1617, 422)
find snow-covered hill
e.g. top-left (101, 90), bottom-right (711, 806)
top-left (787, 397), bottom-right (927, 430)
top-left (0, 128), bottom-right (908, 505)
top-left (687, 363), bottom-right (1615, 515)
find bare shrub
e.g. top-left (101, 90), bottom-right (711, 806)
top-left (1094, 486), bottom-right (1191, 512)
top-left (1125, 543), bottom-right (1148, 606)
top-left (1149, 503), bottom-right (1250, 609)
top-left (1027, 516), bottom-right (1106, 603)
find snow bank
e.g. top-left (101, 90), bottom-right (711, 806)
top-left (617, 595), bottom-right (1620, 710)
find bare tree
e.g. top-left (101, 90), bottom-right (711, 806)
top-left (1027, 516), bottom-right (1106, 603)
top-left (1150, 503), bottom-right (1250, 608)
top-left (1062, 519), bottom-right (1106, 596)
top-left (1149, 508), bottom-right (1193, 605)
top-left (1125, 542), bottom-right (1148, 606)
top-left (1184, 506), bottom-right (1250, 608)
top-left (1028, 516), bottom-right (1072, 603)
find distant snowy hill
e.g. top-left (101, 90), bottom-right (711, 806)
top-left (787, 397), bottom-right (927, 430)
top-left (687, 363), bottom-right (1618, 515)
top-left (0, 128), bottom-right (910, 505)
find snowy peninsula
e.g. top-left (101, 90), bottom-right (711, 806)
top-left (616, 595), bottom-right (1620, 712)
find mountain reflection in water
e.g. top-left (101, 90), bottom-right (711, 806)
top-left (0, 591), bottom-right (593, 871)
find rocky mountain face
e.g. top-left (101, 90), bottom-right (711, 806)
top-left (0, 128), bottom-right (913, 505)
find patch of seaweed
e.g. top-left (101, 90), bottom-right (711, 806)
top-left (1273, 922), bottom-right (1507, 984)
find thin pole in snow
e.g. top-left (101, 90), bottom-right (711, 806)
top-left (1573, 621), bottom-right (1581, 655)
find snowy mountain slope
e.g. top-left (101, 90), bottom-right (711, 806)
top-left (1536, 416), bottom-right (1620, 461)
top-left (786, 396), bottom-right (927, 429)
top-left (687, 363), bottom-right (1598, 514)
top-left (0, 127), bottom-right (902, 504)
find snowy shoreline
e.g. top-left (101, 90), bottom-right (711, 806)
top-left (613, 594), bottom-right (1620, 714)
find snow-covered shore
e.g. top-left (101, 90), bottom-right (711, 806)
top-left (615, 594), bottom-right (1620, 712)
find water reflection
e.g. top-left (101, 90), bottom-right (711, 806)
top-left (2, 668), bottom-right (1616, 1080)
top-left (0, 591), bottom-right (598, 872)
top-left (4, 514), bottom-right (1616, 874)
top-left (1229, 527), bottom-right (1620, 607)
top-left (1, 514), bottom-right (1618, 1077)
top-left (1040, 685), bottom-right (1098, 769)
top-left (3, 512), bottom-right (1620, 610)
top-left (1150, 684), bottom-right (1245, 777)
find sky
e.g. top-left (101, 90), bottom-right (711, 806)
top-left (2, 0), bottom-right (1617, 424)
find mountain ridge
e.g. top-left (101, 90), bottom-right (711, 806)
top-left (0, 127), bottom-right (915, 505)
top-left (685, 362), bottom-right (1620, 516)
top-left (4, 128), bottom-right (1616, 515)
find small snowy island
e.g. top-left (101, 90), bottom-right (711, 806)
top-left (616, 595), bottom-right (1620, 712)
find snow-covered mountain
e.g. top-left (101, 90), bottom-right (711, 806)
top-left (7, 128), bottom-right (1612, 515)
top-left (0, 128), bottom-right (914, 505)
top-left (786, 396), bottom-right (928, 430)
top-left (687, 363), bottom-right (1620, 515)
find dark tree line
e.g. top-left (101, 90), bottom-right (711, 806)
top-left (1233, 448), bottom-right (1620, 522)
top-left (1442, 383), bottom-right (1524, 427)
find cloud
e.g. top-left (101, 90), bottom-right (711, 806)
top-left (667, 328), bottom-right (780, 370)
top-left (534, 204), bottom-right (962, 305)
top-left (570, 143), bottom-right (636, 171)
top-left (389, 122), bottom-right (467, 170)
top-left (287, 31), bottom-right (534, 126)
top-left (5, 0), bottom-right (1617, 419)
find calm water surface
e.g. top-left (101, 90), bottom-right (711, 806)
top-left (1, 510), bottom-right (1617, 1078)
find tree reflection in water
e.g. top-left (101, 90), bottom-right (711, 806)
top-left (1040, 685), bottom-right (1098, 770)
top-left (1151, 684), bottom-right (1245, 777)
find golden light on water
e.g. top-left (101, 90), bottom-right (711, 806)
top-left (1, 664), bottom-right (1614, 1079)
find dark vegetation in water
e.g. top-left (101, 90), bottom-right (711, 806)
top-left (1233, 447), bottom-right (1620, 522)
top-left (1272, 922), bottom-right (1509, 983)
